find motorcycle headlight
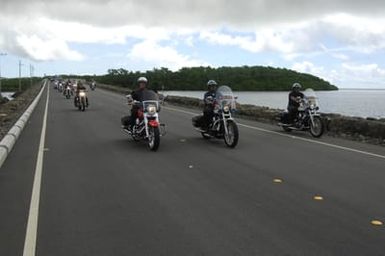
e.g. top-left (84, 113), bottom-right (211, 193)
top-left (223, 105), bottom-right (230, 112)
top-left (79, 92), bottom-right (86, 97)
top-left (147, 105), bottom-right (157, 115)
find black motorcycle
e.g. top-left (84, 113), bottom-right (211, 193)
top-left (192, 85), bottom-right (239, 148)
top-left (278, 89), bottom-right (324, 138)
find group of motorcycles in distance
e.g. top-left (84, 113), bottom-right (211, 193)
top-left (50, 78), bottom-right (324, 152)
top-left (52, 79), bottom-right (95, 112)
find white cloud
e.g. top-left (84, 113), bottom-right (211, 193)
top-left (15, 34), bottom-right (84, 61)
top-left (291, 61), bottom-right (332, 84)
top-left (342, 63), bottom-right (385, 77)
top-left (128, 40), bottom-right (208, 71)
top-left (199, 30), bottom-right (295, 54)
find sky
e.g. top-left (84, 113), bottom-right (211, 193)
top-left (1, 0), bottom-right (385, 88)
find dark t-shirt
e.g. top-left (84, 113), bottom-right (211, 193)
top-left (203, 91), bottom-right (216, 113)
top-left (288, 91), bottom-right (304, 107)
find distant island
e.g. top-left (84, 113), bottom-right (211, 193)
top-left (90, 66), bottom-right (338, 91)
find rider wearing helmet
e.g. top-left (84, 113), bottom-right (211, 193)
top-left (74, 81), bottom-right (89, 106)
top-left (287, 82), bottom-right (305, 124)
top-left (122, 77), bottom-right (150, 131)
top-left (202, 80), bottom-right (218, 129)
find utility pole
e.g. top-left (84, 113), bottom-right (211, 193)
top-left (0, 52), bottom-right (7, 97)
top-left (19, 60), bottom-right (23, 92)
top-left (30, 64), bottom-right (34, 87)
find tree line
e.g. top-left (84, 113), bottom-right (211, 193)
top-left (88, 66), bottom-right (337, 91)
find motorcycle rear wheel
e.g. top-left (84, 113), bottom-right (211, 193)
top-left (282, 126), bottom-right (292, 132)
top-left (148, 127), bottom-right (160, 151)
top-left (224, 120), bottom-right (239, 148)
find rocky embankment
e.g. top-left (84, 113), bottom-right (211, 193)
top-left (164, 95), bottom-right (385, 146)
top-left (0, 82), bottom-right (43, 140)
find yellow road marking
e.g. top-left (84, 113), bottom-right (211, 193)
top-left (371, 220), bottom-right (383, 226)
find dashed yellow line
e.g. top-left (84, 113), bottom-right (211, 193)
top-left (371, 220), bottom-right (383, 226)
top-left (273, 178), bottom-right (283, 183)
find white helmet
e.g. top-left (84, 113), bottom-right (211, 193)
top-left (292, 83), bottom-right (302, 90)
top-left (137, 77), bottom-right (148, 84)
top-left (207, 80), bottom-right (217, 87)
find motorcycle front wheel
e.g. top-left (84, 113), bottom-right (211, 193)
top-left (310, 116), bottom-right (324, 138)
top-left (148, 126), bottom-right (160, 151)
top-left (224, 120), bottom-right (239, 148)
top-left (80, 99), bottom-right (86, 111)
top-left (201, 132), bottom-right (211, 140)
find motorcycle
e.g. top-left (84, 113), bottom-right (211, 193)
top-left (64, 86), bottom-right (72, 99)
top-left (278, 88), bottom-right (324, 138)
top-left (192, 85), bottom-right (239, 148)
top-left (74, 90), bottom-right (88, 111)
top-left (123, 90), bottom-right (166, 151)
top-left (58, 83), bottom-right (64, 93)
top-left (90, 82), bottom-right (96, 91)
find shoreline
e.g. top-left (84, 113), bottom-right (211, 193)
top-left (95, 83), bottom-right (385, 146)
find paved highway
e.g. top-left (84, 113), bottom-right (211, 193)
top-left (1, 82), bottom-right (384, 255)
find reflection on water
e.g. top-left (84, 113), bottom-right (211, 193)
top-left (1, 92), bottom-right (15, 101)
top-left (164, 90), bottom-right (385, 118)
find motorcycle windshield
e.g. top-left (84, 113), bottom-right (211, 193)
top-left (141, 90), bottom-right (159, 101)
top-left (216, 85), bottom-right (236, 110)
top-left (141, 90), bottom-right (160, 111)
top-left (304, 88), bottom-right (319, 107)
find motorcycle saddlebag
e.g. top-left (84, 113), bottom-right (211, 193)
top-left (192, 115), bottom-right (204, 128)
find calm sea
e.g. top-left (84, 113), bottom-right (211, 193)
top-left (163, 89), bottom-right (385, 119)
top-left (0, 92), bottom-right (14, 101)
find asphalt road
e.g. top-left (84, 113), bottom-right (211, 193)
top-left (1, 82), bottom-right (385, 256)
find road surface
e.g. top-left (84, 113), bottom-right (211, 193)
top-left (1, 81), bottom-right (384, 255)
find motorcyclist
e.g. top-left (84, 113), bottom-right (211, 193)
top-left (202, 80), bottom-right (218, 129)
top-left (287, 82), bottom-right (305, 125)
top-left (91, 80), bottom-right (96, 89)
top-left (74, 81), bottom-right (89, 106)
top-left (121, 77), bottom-right (150, 131)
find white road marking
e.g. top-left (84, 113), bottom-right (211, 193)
top-left (22, 81), bottom-right (49, 256)
top-left (164, 106), bottom-right (385, 160)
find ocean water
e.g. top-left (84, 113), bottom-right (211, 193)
top-left (163, 89), bottom-right (385, 118)
top-left (0, 92), bottom-right (14, 101)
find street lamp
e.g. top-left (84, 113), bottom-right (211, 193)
top-left (0, 52), bottom-right (7, 97)
top-left (19, 60), bottom-right (24, 92)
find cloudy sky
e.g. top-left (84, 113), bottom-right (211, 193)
top-left (1, 0), bottom-right (385, 88)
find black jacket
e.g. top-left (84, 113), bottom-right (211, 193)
top-left (288, 91), bottom-right (304, 108)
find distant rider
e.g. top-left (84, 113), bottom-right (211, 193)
top-left (122, 77), bottom-right (150, 131)
top-left (75, 81), bottom-right (89, 106)
top-left (287, 83), bottom-right (305, 124)
top-left (202, 80), bottom-right (218, 129)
